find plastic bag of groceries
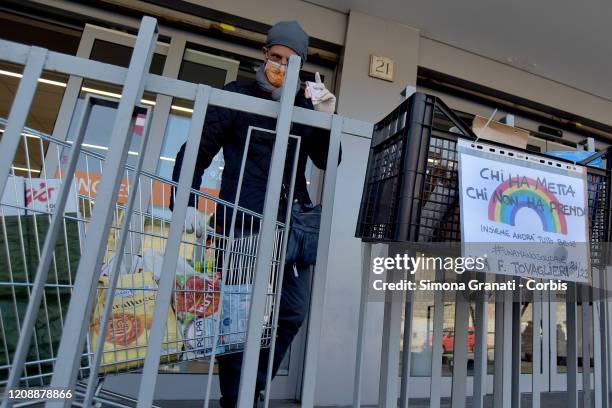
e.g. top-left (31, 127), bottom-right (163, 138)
top-left (89, 272), bottom-right (183, 373)
top-left (140, 245), bottom-right (223, 358)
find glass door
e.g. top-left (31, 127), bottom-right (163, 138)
top-left (178, 48), bottom-right (238, 88)
top-left (549, 290), bottom-right (595, 394)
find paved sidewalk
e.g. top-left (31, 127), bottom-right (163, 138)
top-left (155, 391), bottom-right (604, 407)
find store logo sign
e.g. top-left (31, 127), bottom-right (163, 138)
top-left (25, 179), bottom-right (78, 214)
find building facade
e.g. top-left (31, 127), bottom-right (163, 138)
top-left (1, 0), bottom-right (611, 405)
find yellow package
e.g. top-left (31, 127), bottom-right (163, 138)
top-left (90, 272), bottom-right (183, 373)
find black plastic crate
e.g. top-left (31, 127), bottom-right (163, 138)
top-left (355, 92), bottom-right (476, 242)
top-left (585, 163), bottom-right (612, 269)
top-left (356, 92), bottom-right (612, 255)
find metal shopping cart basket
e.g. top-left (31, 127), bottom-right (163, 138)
top-left (0, 100), bottom-right (290, 406)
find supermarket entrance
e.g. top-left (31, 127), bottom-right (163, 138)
top-left (407, 290), bottom-right (594, 399)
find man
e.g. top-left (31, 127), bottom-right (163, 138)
top-left (171, 20), bottom-right (338, 407)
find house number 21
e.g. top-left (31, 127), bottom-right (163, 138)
top-left (369, 55), bottom-right (395, 82)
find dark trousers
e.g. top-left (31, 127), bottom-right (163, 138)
top-left (217, 262), bottom-right (311, 407)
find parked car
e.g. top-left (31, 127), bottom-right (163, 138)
top-left (429, 327), bottom-right (477, 354)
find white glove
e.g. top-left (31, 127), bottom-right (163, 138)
top-left (305, 72), bottom-right (336, 113)
top-left (184, 206), bottom-right (206, 238)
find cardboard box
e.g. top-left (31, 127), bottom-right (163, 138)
top-left (472, 115), bottom-right (529, 149)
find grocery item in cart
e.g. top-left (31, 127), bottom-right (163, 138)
top-left (90, 272), bottom-right (183, 373)
top-left (182, 316), bottom-right (225, 358)
top-left (220, 283), bottom-right (252, 348)
top-left (193, 237), bottom-right (217, 274)
top-left (173, 271), bottom-right (222, 324)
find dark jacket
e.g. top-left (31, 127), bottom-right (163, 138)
top-left (171, 80), bottom-right (339, 229)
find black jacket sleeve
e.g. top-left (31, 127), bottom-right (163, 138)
top-left (169, 83), bottom-right (236, 210)
top-left (303, 126), bottom-right (342, 170)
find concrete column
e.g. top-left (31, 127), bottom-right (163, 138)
top-left (313, 10), bottom-right (420, 406)
top-left (336, 11), bottom-right (420, 122)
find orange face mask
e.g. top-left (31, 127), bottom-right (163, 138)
top-left (264, 60), bottom-right (286, 88)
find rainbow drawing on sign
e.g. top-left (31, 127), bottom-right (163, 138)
top-left (488, 177), bottom-right (568, 235)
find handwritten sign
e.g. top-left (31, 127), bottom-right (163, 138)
top-left (458, 139), bottom-right (590, 283)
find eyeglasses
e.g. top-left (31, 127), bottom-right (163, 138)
top-left (266, 51), bottom-right (288, 67)
top-left (263, 48), bottom-right (303, 68)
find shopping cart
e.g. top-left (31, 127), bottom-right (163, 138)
top-left (0, 102), bottom-right (290, 406)
top-left (0, 16), bottom-right (355, 408)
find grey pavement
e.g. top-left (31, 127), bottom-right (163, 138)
top-left (153, 391), bottom-right (605, 407)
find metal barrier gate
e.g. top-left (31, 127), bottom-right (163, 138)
top-left (0, 16), bottom-right (372, 408)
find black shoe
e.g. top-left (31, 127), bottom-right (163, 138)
top-left (219, 392), bottom-right (262, 408)
top-left (219, 397), bottom-right (236, 408)
top-left (254, 390), bottom-right (265, 407)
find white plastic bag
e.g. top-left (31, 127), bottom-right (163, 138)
top-left (142, 249), bottom-right (196, 281)
top-left (99, 254), bottom-right (143, 277)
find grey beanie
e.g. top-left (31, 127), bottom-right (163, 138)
top-left (266, 20), bottom-right (309, 62)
